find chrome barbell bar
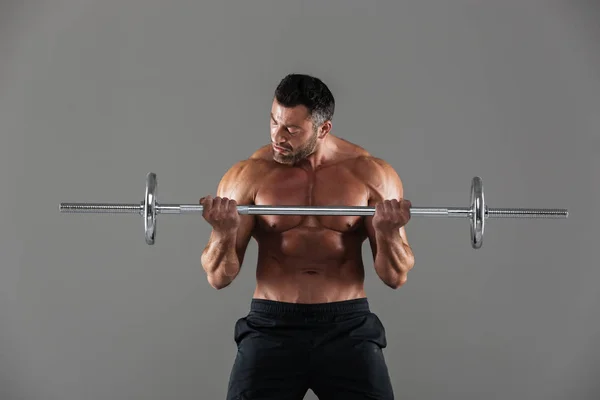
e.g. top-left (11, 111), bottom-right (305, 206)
top-left (58, 173), bottom-right (569, 248)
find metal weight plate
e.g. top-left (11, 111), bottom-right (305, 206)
top-left (470, 176), bottom-right (486, 248)
top-left (144, 172), bottom-right (157, 245)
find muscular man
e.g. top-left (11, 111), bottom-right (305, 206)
top-left (200, 74), bottom-right (415, 400)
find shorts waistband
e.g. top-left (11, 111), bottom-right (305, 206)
top-left (250, 297), bottom-right (370, 316)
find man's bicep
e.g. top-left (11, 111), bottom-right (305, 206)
top-left (233, 215), bottom-right (255, 265)
top-left (380, 159), bottom-right (409, 241)
top-left (214, 160), bottom-right (257, 263)
top-left (364, 158), bottom-right (409, 257)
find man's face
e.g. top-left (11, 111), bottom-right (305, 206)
top-left (270, 100), bottom-right (319, 165)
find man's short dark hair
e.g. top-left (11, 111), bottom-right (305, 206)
top-left (274, 74), bottom-right (335, 128)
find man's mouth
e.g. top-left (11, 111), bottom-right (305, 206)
top-left (273, 144), bottom-right (290, 153)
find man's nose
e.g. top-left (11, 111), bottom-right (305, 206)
top-left (273, 128), bottom-right (289, 143)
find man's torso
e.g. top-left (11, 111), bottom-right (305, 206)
top-left (246, 139), bottom-right (383, 303)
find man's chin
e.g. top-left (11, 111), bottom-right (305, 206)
top-left (273, 153), bottom-right (295, 165)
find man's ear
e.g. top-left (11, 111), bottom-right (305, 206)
top-left (318, 121), bottom-right (332, 138)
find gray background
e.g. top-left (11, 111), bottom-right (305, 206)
top-left (1, 1), bottom-right (598, 399)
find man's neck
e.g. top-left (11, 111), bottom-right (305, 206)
top-left (296, 135), bottom-right (337, 170)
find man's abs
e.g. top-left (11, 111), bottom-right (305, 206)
top-left (251, 224), bottom-right (368, 303)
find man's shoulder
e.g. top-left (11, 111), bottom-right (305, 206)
top-left (217, 149), bottom-right (273, 199)
top-left (351, 154), bottom-right (398, 180)
top-left (249, 143), bottom-right (277, 160)
top-left (348, 152), bottom-right (403, 199)
top-left (336, 137), bottom-right (391, 170)
top-left (224, 145), bottom-right (274, 177)
top-left (327, 136), bottom-right (397, 182)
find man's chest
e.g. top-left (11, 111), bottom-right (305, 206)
top-left (252, 166), bottom-right (370, 233)
top-left (255, 165), bottom-right (369, 207)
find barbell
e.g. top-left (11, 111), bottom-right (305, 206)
top-left (58, 172), bottom-right (568, 248)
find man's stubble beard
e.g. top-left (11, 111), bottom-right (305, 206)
top-left (273, 129), bottom-right (319, 165)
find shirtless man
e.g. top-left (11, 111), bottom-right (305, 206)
top-left (200, 74), bottom-right (415, 399)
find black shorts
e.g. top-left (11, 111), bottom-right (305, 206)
top-left (226, 298), bottom-right (394, 399)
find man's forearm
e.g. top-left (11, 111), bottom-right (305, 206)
top-left (373, 229), bottom-right (415, 288)
top-left (201, 230), bottom-right (240, 289)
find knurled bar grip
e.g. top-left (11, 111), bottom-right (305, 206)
top-left (58, 173), bottom-right (569, 248)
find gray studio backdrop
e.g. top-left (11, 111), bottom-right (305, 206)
top-left (1, 1), bottom-right (598, 399)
